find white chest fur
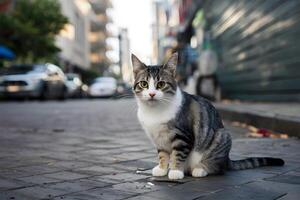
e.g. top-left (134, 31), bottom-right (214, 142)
top-left (137, 89), bottom-right (182, 151)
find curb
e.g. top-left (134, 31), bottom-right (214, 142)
top-left (215, 104), bottom-right (300, 138)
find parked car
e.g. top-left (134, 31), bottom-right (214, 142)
top-left (65, 73), bottom-right (84, 98)
top-left (0, 63), bottom-right (67, 100)
top-left (88, 77), bottom-right (117, 97)
top-left (116, 82), bottom-right (133, 98)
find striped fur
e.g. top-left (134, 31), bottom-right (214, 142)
top-left (228, 157), bottom-right (284, 170)
top-left (132, 53), bottom-right (284, 179)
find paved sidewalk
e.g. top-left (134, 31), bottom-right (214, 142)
top-left (215, 102), bottom-right (300, 137)
top-left (0, 99), bottom-right (299, 200)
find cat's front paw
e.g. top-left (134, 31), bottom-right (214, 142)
top-left (152, 165), bottom-right (168, 176)
top-left (192, 168), bottom-right (208, 177)
top-left (168, 169), bottom-right (184, 180)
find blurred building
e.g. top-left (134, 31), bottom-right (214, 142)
top-left (89, 0), bottom-right (112, 74)
top-left (118, 28), bottom-right (132, 83)
top-left (152, 0), bottom-right (179, 63)
top-left (56, 0), bottom-right (112, 75)
top-left (56, 0), bottom-right (91, 72)
top-left (153, 0), bottom-right (300, 102)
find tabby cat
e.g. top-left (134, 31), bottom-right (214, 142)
top-left (132, 53), bottom-right (284, 180)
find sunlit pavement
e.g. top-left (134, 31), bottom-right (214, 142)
top-left (0, 99), bottom-right (299, 200)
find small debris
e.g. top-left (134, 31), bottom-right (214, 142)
top-left (247, 128), bottom-right (288, 139)
top-left (145, 185), bottom-right (152, 189)
top-left (47, 161), bottom-right (56, 166)
top-left (231, 121), bottom-right (289, 139)
top-left (145, 182), bottom-right (155, 188)
top-left (147, 182), bottom-right (155, 186)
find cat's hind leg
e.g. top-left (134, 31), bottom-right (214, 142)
top-left (191, 168), bottom-right (208, 177)
top-left (187, 151), bottom-right (208, 177)
top-left (196, 128), bottom-right (232, 175)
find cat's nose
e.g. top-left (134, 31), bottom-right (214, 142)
top-left (149, 92), bottom-right (156, 98)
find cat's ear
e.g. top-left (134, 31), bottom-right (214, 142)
top-left (131, 54), bottom-right (146, 78)
top-left (163, 52), bottom-right (178, 77)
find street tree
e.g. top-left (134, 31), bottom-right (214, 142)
top-left (0, 0), bottom-right (68, 62)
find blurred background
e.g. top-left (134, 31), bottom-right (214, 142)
top-left (0, 0), bottom-right (300, 101)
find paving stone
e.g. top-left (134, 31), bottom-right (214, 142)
top-left (196, 180), bottom-right (300, 200)
top-left (53, 192), bottom-right (101, 200)
top-left (0, 177), bottom-right (28, 191)
top-left (195, 184), bottom-right (284, 200)
top-left (88, 176), bottom-right (122, 184)
top-left (99, 172), bottom-right (149, 182)
top-left (118, 160), bottom-right (156, 170)
top-left (72, 165), bottom-right (125, 176)
top-left (144, 187), bottom-right (209, 200)
top-left (285, 170), bottom-right (300, 176)
top-left (108, 152), bottom-right (154, 163)
top-left (18, 165), bottom-right (62, 175)
top-left (173, 177), bottom-right (238, 193)
top-left (79, 148), bottom-right (122, 156)
top-left (253, 163), bottom-right (300, 174)
top-left (44, 171), bottom-right (88, 180)
top-left (48, 161), bottom-right (94, 170)
top-left (44, 179), bottom-right (110, 194)
top-left (17, 174), bottom-right (61, 185)
top-left (10, 185), bottom-right (69, 199)
top-left (110, 163), bottom-right (143, 172)
top-left (278, 193), bottom-right (300, 200)
top-left (125, 195), bottom-right (160, 200)
top-left (0, 190), bottom-right (35, 200)
top-left (74, 155), bottom-right (122, 165)
top-left (265, 174), bottom-right (300, 185)
top-left (227, 169), bottom-right (276, 180)
top-left (0, 168), bottom-right (29, 179)
top-left (61, 187), bottom-right (137, 200)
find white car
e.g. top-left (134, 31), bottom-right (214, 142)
top-left (0, 63), bottom-right (66, 100)
top-left (65, 73), bottom-right (83, 98)
top-left (88, 77), bottom-right (117, 97)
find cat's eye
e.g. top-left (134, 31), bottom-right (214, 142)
top-left (157, 81), bottom-right (166, 89)
top-left (139, 81), bottom-right (148, 88)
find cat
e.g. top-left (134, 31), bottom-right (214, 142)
top-left (131, 52), bottom-right (284, 180)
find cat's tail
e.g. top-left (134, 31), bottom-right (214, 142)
top-left (228, 157), bottom-right (284, 170)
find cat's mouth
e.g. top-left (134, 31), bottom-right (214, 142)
top-left (147, 98), bottom-right (157, 101)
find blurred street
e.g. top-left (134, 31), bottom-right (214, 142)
top-left (0, 99), bottom-right (299, 200)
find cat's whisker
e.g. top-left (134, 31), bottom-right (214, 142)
top-left (159, 98), bottom-right (173, 104)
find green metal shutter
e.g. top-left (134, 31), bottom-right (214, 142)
top-left (203, 0), bottom-right (300, 101)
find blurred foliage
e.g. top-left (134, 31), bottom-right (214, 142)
top-left (0, 0), bottom-right (68, 62)
top-left (81, 69), bottom-right (101, 84)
